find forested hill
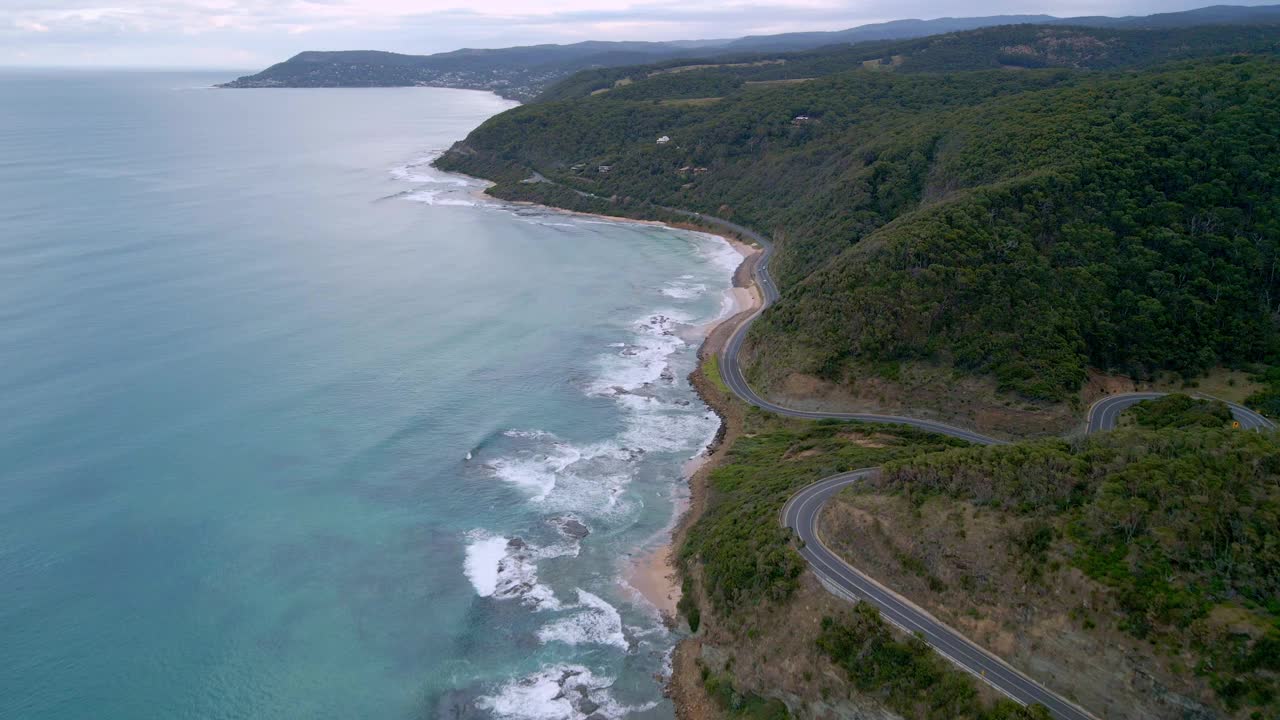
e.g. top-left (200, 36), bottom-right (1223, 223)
top-left (218, 4), bottom-right (1280, 99)
top-left (535, 24), bottom-right (1280, 101)
top-left (435, 31), bottom-right (1280, 405)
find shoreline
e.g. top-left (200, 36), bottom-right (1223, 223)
top-left (462, 179), bottom-right (767, 623)
top-left (439, 161), bottom-right (766, 708)
top-left (621, 234), bottom-right (762, 622)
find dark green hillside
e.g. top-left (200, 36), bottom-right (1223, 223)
top-left (536, 24), bottom-right (1280, 102)
top-left (222, 7), bottom-right (1280, 98)
top-left (439, 51), bottom-right (1280, 402)
top-left (749, 59), bottom-right (1280, 399)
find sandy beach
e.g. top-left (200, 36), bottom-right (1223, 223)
top-left (456, 169), bottom-right (768, 624)
top-left (624, 234), bottom-right (763, 621)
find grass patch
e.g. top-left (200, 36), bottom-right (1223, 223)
top-left (702, 354), bottom-right (729, 394)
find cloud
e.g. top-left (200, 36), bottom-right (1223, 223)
top-left (0, 0), bottom-right (1275, 67)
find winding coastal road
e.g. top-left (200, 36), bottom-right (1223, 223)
top-left (713, 229), bottom-right (1276, 720)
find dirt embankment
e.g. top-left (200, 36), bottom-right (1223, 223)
top-left (763, 365), bottom-right (1261, 442)
top-left (820, 493), bottom-right (1226, 720)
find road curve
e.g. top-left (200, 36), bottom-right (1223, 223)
top-left (714, 233), bottom-right (1005, 447)
top-left (1087, 392), bottom-right (1274, 433)
top-left (782, 472), bottom-right (1097, 720)
top-left (710, 223), bottom-right (1274, 720)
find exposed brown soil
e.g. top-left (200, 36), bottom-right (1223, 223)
top-left (820, 492), bottom-right (1231, 719)
top-left (687, 572), bottom-right (912, 720)
top-left (671, 639), bottom-right (726, 720)
top-left (770, 363), bottom-right (1078, 440)
top-left (766, 365), bottom-right (1261, 442)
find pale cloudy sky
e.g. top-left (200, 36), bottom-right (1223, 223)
top-left (1, 0), bottom-right (1272, 68)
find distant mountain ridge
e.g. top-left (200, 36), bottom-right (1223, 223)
top-left (220, 4), bottom-right (1280, 99)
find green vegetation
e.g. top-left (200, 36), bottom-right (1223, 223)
top-left (540, 25), bottom-right (1280, 101)
top-left (875, 427), bottom-right (1280, 714)
top-left (678, 413), bottom-right (964, 616)
top-left (1124, 393), bottom-right (1233, 429)
top-left (702, 354), bottom-right (729, 394)
top-left (439, 42), bottom-right (1280, 402)
top-left (1247, 366), bottom-right (1280, 417)
top-left (702, 667), bottom-right (792, 720)
top-left (223, 8), bottom-right (1280, 97)
top-left (818, 603), bottom-right (1051, 720)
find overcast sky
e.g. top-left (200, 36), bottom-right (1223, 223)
top-left (2, 0), bottom-right (1273, 69)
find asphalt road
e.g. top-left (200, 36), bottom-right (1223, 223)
top-left (711, 224), bottom-right (1275, 720)
top-left (782, 471), bottom-right (1097, 720)
top-left (1087, 392), bottom-right (1274, 433)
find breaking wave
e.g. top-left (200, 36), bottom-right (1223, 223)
top-left (463, 530), bottom-right (581, 610)
top-left (537, 590), bottom-right (629, 649)
top-left (390, 152), bottom-right (477, 186)
top-left (476, 665), bottom-right (657, 720)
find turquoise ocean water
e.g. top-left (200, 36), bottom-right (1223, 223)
top-left (0, 71), bottom-right (738, 719)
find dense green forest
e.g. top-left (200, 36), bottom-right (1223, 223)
top-left (537, 24), bottom-right (1280, 101)
top-left (438, 29), bottom-right (1280, 403)
top-left (871, 401), bottom-right (1280, 715)
top-left (222, 5), bottom-right (1280, 97)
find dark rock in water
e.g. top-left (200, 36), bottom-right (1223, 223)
top-left (575, 687), bottom-right (601, 716)
top-left (586, 714), bottom-right (608, 720)
top-left (506, 537), bottom-right (526, 551)
top-left (562, 518), bottom-right (590, 539)
top-left (549, 514), bottom-right (590, 540)
top-left (434, 688), bottom-right (485, 720)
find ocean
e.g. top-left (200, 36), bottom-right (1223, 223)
top-left (0, 70), bottom-right (738, 720)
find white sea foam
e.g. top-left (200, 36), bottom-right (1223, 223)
top-left (536, 590), bottom-right (629, 649)
top-left (463, 531), bottom-right (569, 610)
top-left (587, 313), bottom-right (690, 396)
top-left (616, 397), bottom-right (720, 455)
top-left (487, 441), bottom-right (582, 502)
top-left (695, 230), bottom-right (746, 276)
top-left (661, 281), bottom-right (707, 300)
top-left (463, 535), bottom-right (510, 597)
top-left (488, 436), bottom-right (635, 516)
top-left (390, 153), bottom-right (476, 186)
top-left (476, 665), bottom-right (657, 720)
top-left (405, 189), bottom-right (479, 207)
top-left (503, 429), bottom-right (557, 440)
top-left (484, 307), bottom-right (719, 517)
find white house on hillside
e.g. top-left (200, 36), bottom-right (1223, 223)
top-left (657, 135), bottom-right (671, 144)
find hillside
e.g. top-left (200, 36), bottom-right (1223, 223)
top-left (821, 396), bottom-right (1280, 718)
top-left (217, 44), bottom-right (704, 100)
top-left (219, 4), bottom-right (1280, 98)
top-left (436, 32), bottom-right (1280, 420)
top-left (535, 23), bottom-right (1280, 101)
top-left (667, 400), bottom-right (1049, 720)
